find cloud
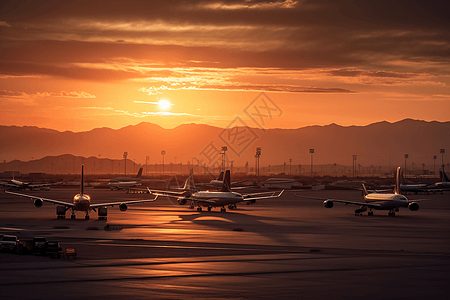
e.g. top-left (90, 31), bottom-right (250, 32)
top-left (0, 90), bottom-right (96, 99)
top-left (36, 91), bottom-right (96, 98)
top-left (0, 90), bottom-right (28, 97)
top-left (0, 21), bottom-right (11, 27)
top-left (328, 69), bottom-right (417, 79)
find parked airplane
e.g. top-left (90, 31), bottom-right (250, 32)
top-left (0, 175), bottom-right (57, 191)
top-left (5, 165), bottom-right (156, 220)
top-left (109, 168), bottom-right (143, 190)
top-left (259, 178), bottom-right (303, 190)
top-left (430, 170), bottom-right (450, 190)
top-left (208, 171), bottom-right (224, 187)
top-left (149, 170), bottom-right (283, 212)
top-left (400, 170), bottom-right (449, 194)
top-left (296, 167), bottom-right (423, 216)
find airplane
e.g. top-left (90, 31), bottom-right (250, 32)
top-left (109, 167), bottom-right (143, 190)
top-left (400, 170), bottom-right (449, 194)
top-left (296, 167), bottom-right (423, 216)
top-left (0, 174), bottom-right (57, 191)
top-left (5, 165), bottom-right (157, 220)
top-left (208, 171), bottom-right (224, 187)
top-left (429, 170), bottom-right (450, 190)
top-left (259, 178), bottom-right (304, 190)
top-left (149, 170), bottom-right (284, 212)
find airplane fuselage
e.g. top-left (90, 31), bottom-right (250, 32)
top-left (192, 191), bottom-right (244, 206)
top-left (73, 194), bottom-right (91, 212)
top-left (364, 193), bottom-right (408, 210)
top-left (432, 182), bottom-right (450, 189)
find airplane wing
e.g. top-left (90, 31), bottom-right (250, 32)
top-left (243, 190), bottom-right (284, 202)
top-left (5, 191), bottom-right (74, 207)
top-left (295, 194), bottom-right (382, 208)
top-left (90, 196), bottom-right (158, 209)
top-left (147, 188), bottom-right (187, 196)
top-left (0, 182), bottom-right (17, 188)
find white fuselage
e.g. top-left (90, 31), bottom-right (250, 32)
top-left (191, 191), bottom-right (244, 207)
top-left (364, 193), bottom-right (408, 210)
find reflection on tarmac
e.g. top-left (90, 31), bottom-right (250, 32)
top-left (1, 188), bottom-right (450, 299)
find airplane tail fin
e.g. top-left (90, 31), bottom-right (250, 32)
top-left (182, 169), bottom-right (196, 191)
top-left (394, 167), bottom-right (402, 195)
top-left (182, 176), bottom-right (191, 190)
top-left (217, 171), bottom-right (224, 181)
top-left (136, 168), bottom-right (143, 178)
top-left (442, 170), bottom-right (450, 183)
top-left (362, 183), bottom-right (368, 196)
top-left (222, 170), bottom-right (231, 192)
top-left (81, 164), bottom-right (84, 195)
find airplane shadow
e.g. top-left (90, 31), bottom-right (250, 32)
top-left (168, 208), bottom-right (306, 246)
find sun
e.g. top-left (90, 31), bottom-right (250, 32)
top-left (158, 99), bottom-right (172, 110)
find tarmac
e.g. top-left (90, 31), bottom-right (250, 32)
top-left (1, 187), bottom-right (449, 299)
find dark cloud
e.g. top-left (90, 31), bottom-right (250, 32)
top-left (0, 0), bottom-right (449, 80)
top-left (328, 69), bottom-right (416, 79)
top-left (202, 84), bottom-right (355, 93)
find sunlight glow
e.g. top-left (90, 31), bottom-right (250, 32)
top-left (158, 99), bottom-right (172, 110)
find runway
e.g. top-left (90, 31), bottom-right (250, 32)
top-left (1, 188), bottom-right (449, 299)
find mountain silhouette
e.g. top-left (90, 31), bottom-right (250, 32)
top-left (1, 119), bottom-right (448, 170)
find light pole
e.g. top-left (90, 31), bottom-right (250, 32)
top-left (146, 156), bottom-right (149, 176)
top-left (433, 155), bottom-right (437, 176)
top-left (256, 147), bottom-right (261, 181)
top-left (221, 146), bottom-right (227, 172)
top-left (289, 158), bottom-right (292, 175)
top-left (404, 154), bottom-right (409, 177)
top-left (161, 150), bottom-right (166, 177)
top-left (123, 152), bottom-right (128, 175)
top-left (309, 149), bottom-right (314, 184)
top-left (440, 149), bottom-right (445, 172)
top-left (352, 155), bottom-right (357, 178)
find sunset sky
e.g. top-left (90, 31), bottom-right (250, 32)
top-left (1, 0), bottom-right (449, 132)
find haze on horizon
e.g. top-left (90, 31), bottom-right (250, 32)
top-left (1, 1), bottom-right (450, 132)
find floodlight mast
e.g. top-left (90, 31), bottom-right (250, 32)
top-left (123, 152), bottom-right (128, 176)
top-left (161, 150), bottom-right (166, 177)
top-left (309, 149), bottom-right (314, 184)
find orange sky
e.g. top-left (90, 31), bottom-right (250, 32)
top-left (1, 0), bottom-right (449, 132)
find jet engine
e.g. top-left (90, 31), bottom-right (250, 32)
top-left (177, 198), bottom-right (188, 205)
top-left (323, 200), bottom-right (334, 208)
top-left (34, 198), bottom-right (43, 207)
top-left (408, 202), bottom-right (419, 211)
top-left (119, 203), bottom-right (128, 211)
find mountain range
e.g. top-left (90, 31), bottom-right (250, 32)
top-left (1, 119), bottom-right (449, 172)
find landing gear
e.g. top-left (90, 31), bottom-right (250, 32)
top-left (189, 204), bottom-right (195, 209)
top-left (220, 207), bottom-right (226, 213)
top-left (85, 215), bottom-right (90, 220)
top-left (368, 211), bottom-right (374, 216)
top-left (207, 207), bottom-right (212, 212)
top-left (71, 214), bottom-right (76, 220)
top-left (196, 206), bottom-right (203, 212)
top-left (228, 204), bottom-right (237, 210)
top-left (354, 205), bottom-right (367, 216)
top-left (388, 211), bottom-right (396, 217)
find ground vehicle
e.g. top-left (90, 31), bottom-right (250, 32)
top-left (45, 241), bottom-right (63, 258)
top-left (0, 235), bottom-right (19, 253)
top-left (33, 236), bottom-right (47, 255)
